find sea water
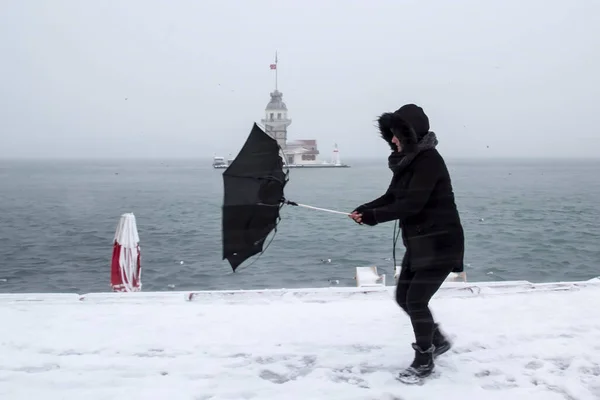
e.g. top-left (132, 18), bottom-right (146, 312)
top-left (0, 157), bottom-right (599, 293)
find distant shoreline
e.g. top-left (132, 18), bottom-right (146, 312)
top-left (1, 156), bottom-right (600, 163)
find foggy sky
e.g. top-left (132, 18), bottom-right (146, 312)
top-left (1, 0), bottom-right (599, 159)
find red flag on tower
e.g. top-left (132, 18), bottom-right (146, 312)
top-left (270, 51), bottom-right (278, 69)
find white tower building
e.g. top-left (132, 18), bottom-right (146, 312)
top-left (260, 89), bottom-right (292, 149)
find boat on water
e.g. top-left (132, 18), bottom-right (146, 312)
top-left (212, 156), bottom-right (233, 169)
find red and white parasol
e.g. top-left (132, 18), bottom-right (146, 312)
top-left (110, 213), bottom-right (142, 292)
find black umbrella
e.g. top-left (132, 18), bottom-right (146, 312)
top-left (221, 123), bottom-right (347, 272)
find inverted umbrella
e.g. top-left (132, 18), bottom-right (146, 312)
top-left (222, 123), bottom-right (347, 271)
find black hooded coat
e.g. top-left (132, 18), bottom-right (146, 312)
top-left (356, 104), bottom-right (464, 273)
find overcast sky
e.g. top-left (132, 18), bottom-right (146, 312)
top-left (1, 0), bottom-right (599, 160)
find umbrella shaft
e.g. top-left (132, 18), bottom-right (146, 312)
top-left (294, 203), bottom-right (349, 216)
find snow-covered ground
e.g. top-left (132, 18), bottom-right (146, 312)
top-left (1, 279), bottom-right (599, 400)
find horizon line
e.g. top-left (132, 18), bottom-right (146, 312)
top-left (1, 155), bottom-right (600, 162)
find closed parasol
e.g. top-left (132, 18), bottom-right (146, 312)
top-left (110, 213), bottom-right (142, 291)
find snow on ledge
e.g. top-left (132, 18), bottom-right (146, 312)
top-left (0, 277), bottom-right (598, 305)
top-left (1, 278), bottom-right (600, 399)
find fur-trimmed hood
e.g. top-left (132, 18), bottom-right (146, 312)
top-left (378, 104), bottom-right (430, 153)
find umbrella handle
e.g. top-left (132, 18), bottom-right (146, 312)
top-left (284, 201), bottom-right (350, 216)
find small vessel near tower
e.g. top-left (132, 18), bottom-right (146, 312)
top-left (213, 52), bottom-right (350, 169)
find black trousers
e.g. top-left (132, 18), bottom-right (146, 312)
top-left (395, 263), bottom-right (452, 349)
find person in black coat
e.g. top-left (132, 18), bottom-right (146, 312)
top-left (350, 104), bottom-right (465, 383)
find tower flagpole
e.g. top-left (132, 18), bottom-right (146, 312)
top-left (269, 51), bottom-right (278, 91)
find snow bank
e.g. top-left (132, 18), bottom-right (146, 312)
top-left (1, 278), bottom-right (599, 400)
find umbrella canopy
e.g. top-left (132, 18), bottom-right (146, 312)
top-left (111, 213), bottom-right (142, 291)
top-left (222, 123), bottom-right (288, 271)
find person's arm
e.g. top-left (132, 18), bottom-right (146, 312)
top-left (361, 153), bottom-right (441, 225)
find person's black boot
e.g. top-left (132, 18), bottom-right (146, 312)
top-left (432, 323), bottom-right (452, 358)
top-left (397, 343), bottom-right (435, 384)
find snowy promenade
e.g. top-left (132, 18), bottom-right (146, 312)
top-left (1, 279), bottom-right (599, 400)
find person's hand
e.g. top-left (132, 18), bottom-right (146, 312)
top-left (353, 205), bottom-right (366, 214)
top-left (358, 209), bottom-right (378, 226)
top-left (349, 211), bottom-right (363, 224)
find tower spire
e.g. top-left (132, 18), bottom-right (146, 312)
top-left (262, 53), bottom-right (291, 150)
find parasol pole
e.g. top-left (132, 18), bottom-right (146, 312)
top-left (283, 200), bottom-right (350, 216)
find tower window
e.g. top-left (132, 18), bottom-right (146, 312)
top-left (270, 113), bottom-right (274, 120)
top-left (277, 113), bottom-right (281, 119)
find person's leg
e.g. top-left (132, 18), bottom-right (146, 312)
top-left (432, 322), bottom-right (451, 357)
top-left (397, 266), bottom-right (452, 382)
top-left (405, 267), bottom-right (452, 350)
top-left (395, 254), bottom-right (414, 314)
top-left (430, 232), bottom-right (464, 356)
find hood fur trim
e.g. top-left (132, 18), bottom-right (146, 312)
top-left (377, 112), bottom-right (419, 153)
